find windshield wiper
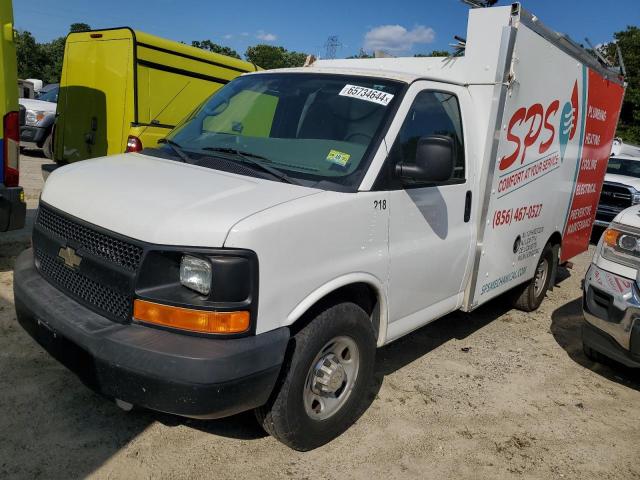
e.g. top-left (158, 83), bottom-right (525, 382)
top-left (202, 147), bottom-right (301, 185)
top-left (158, 138), bottom-right (193, 163)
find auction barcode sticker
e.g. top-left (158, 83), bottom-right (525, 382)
top-left (339, 84), bottom-right (394, 106)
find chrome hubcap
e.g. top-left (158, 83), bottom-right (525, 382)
top-left (303, 336), bottom-right (359, 421)
top-left (534, 257), bottom-right (549, 298)
top-left (311, 354), bottom-right (347, 395)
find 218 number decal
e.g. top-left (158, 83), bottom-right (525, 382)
top-left (374, 199), bottom-right (387, 210)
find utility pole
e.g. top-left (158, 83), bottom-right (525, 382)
top-left (324, 35), bottom-right (341, 59)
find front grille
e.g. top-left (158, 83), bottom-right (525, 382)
top-left (36, 206), bottom-right (143, 272)
top-left (36, 248), bottom-right (131, 321)
top-left (598, 183), bottom-right (633, 210)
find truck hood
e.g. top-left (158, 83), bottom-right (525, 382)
top-left (614, 205), bottom-right (640, 229)
top-left (41, 153), bottom-right (322, 247)
top-left (19, 98), bottom-right (56, 113)
top-left (604, 173), bottom-right (640, 192)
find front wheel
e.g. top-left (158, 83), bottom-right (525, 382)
top-left (255, 302), bottom-right (376, 451)
top-left (511, 243), bottom-right (556, 312)
top-left (42, 131), bottom-right (53, 159)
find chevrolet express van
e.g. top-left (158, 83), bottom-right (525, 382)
top-left (0, 0), bottom-right (25, 231)
top-left (54, 28), bottom-right (259, 163)
top-left (15, 4), bottom-right (625, 449)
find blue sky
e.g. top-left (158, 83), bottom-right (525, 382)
top-left (13, 1), bottom-right (640, 58)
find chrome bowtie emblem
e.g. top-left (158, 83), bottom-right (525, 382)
top-left (58, 246), bottom-right (82, 269)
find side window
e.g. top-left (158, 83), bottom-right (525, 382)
top-left (392, 90), bottom-right (465, 182)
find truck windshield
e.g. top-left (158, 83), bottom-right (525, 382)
top-left (161, 73), bottom-right (403, 189)
top-left (606, 157), bottom-right (640, 178)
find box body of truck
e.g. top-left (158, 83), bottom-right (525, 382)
top-left (461, 6), bottom-right (625, 307)
top-left (15, 3), bottom-right (625, 450)
top-left (308, 4), bottom-right (624, 319)
top-left (0, 0), bottom-right (25, 231)
top-left (54, 28), bottom-right (259, 163)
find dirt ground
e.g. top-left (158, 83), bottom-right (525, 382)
top-left (1, 153), bottom-right (638, 480)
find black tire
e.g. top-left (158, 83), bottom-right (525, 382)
top-left (511, 243), bottom-right (556, 312)
top-left (42, 131), bottom-right (53, 159)
top-left (255, 302), bottom-right (376, 451)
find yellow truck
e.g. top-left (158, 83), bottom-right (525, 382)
top-left (0, 0), bottom-right (25, 231)
top-left (54, 28), bottom-right (259, 163)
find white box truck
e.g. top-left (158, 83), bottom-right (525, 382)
top-left (14, 3), bottom-right (625, 450)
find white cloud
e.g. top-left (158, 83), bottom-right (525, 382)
top-left (256, 30), bottom-right (277, 42)
top-left (241, 32), bottom-right (249, 37)
top-left (364, 24), bottom-right (435, 52)
top-left (223, 34), bottom-right (233, 40)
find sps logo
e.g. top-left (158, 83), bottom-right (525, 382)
top-left (499, 81), bottom-right (579, 171)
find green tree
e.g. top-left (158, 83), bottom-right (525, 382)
top-left (245, 44), bottom-right (307, 69)
top-left (347, 48), bottom-right (373, 59)
top-left (15, 30), bottom-right (43, 79)
top-left (347, 48), bottom-right (449, 59)
top-left (414, 49), bottom-right (450, 57)
top-left (600, 26), bottom-right (640, 144)
top-left (69, 23), bottom-right (91, 33)
top-left (40, 37), bottom-right (66, 84)
top-left (191, 40), bottom-right (240, 59)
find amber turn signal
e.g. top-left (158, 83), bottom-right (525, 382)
top-left (603, 228), bottom-right (620, 247)
top-left (133, 300), bottom-right (250, 334)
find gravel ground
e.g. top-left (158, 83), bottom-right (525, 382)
top-left (1, 153), bottom-right (638, 480)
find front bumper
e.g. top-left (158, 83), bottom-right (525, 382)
top-left (14, 249), bottom-right (290, 418)
top-left (582, 263), bottom-right (640, 368)
top-left (20, 125), bottom-right (48, 147)
top-left (0, 185), bottom-right (26, 232)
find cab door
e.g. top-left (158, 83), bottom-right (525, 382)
top-left (384, 81), bottom-right (475, 340)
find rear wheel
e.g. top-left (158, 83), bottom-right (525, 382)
top-left (511, 243), bottom-right (556, 312)
top-left (255, 302), bottom-right (376, 451)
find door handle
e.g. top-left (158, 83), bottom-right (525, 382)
top-left (464, 190), bottom-right (472, 222)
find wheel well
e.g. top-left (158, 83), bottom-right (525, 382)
top-left (548, 231), bottom-right (562, 248)
top-left (289, 282), bottom-right (380, 340)
top-left (546, 231), bottom-right (562, 290)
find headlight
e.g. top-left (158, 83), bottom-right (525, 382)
top-left (25, 109), bottom-right (47, 126)
top-left (180, 255), bottom-right (212, 295)
top-left (135, 248), bottom-right (257, 336)
top-left (632, 192), bottom-right (640, 205)
top-left (601, 223), bottom-right (640, 269)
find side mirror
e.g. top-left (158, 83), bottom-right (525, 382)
top-left (395, 134), bottom-right (455, 183)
